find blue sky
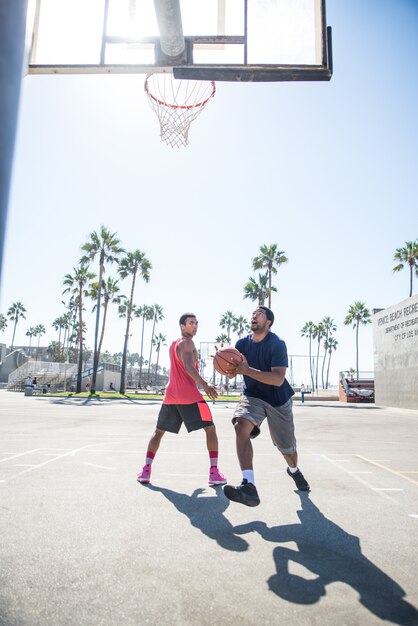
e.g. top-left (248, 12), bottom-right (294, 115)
top-left (1, 0), bottom-right (417, 385)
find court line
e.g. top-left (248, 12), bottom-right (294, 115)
top-left (0, 442), bottom-right (119, 483)
top-left (0, 449), bottom-right (41, 463)
top-left (320, 455), bottom-right (405, 506)
top-left (356, 455), bottom-right (418, 487)
top-left (83, 462), bottom-right (115, 471)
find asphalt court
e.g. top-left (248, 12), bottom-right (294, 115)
top-left (1, 391), bottom-right (418, 626)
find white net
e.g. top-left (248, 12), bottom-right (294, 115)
top-left (144, 73), bottom-right (216, 148)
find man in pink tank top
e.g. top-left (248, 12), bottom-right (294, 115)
top-left (137, 312), bottom-right (227, 486)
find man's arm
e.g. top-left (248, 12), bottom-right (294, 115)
top-left (178, 339), bottom-right (218, 399)
top-left (234, 356), bottom-right (287, 387)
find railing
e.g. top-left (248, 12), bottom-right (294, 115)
top-left (8, 360), bottom-right (78, 387)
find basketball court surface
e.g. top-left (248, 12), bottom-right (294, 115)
top-left (1, 391), bottom-right (417, 625)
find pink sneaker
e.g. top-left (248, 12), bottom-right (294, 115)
top-left (137, 464), bottom-right (151, 483)
top-left (209, 467), bottom-right (227, 485)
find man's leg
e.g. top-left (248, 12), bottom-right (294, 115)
top-left (137, 428), bottom-right (165, 483)
top-left (223, 418), bottom-right (260, 507)
top-left (267, 402), bottom-right (310, 492)
top-left (204, 425), bottom-right (227, 485)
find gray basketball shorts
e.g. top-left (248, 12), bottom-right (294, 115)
top-left (232, 395), bottom-right (297, 454)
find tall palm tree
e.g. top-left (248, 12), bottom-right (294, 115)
top-left (63, 264), bottom-right (96, 393)
top-left (0, 314), bottom-right (7, 334)
top-left (321, 316), bottom-right (337, 389)
top-left (252, 244), bottom-right (288, 308)
top-left (344, 301), bottom-right (371, 380)
top-left (81, 226), bottom-right (124, 394)
top-left (25, 326), bottom-right (37, 359)
top-left (117, 250), bottom-right (152, 394)
top-left (215, 333), bottom-right (229, 346)
top-left (34, 324), bottom-right (46, 361)
top-left (91, 276), bottom-right (123, 370)
top-left (152, 332), bottom-right (167, 385)
top-left (324, 336), bottom-right (338, 389)
top-left (301, 321), bottom-right (315, 391)
top-left (7, 301), bottom-right (27, 350)
top-left (52, 315), bottom-right (66, 361)
top-left (219, 310), bottom-right (235, 343)
top-left (244, 273), bottom-right (276, 306)
top-left (392, 240), bottom-right (418, 297)
top-left (147, 304), bottom-right (164, 385)
top-left (312, 322), bottom-right (325, 391)
top-left (134, 304), bottom-right (154, 388)
top-left (232, 315), bottom-right (250, 338)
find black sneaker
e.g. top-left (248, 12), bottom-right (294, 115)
top-left (287, 468), bottom-right (310, 491)
top-left (223, 479), bottom-right (260, 507)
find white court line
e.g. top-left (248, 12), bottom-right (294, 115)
top-left (0, 442), bottom-right (119, 483)
top-left (0, 449), bottom-right (41, 463)
top-left (320, 455), bottom-right (405, 506)
top-left (15, 464), bottom-right (38, 467)
top-left (348, 471), bottom-right (372, 474)
top-left (83, 462), bottom-right (115, 471)
top-left (373, 488), bottom-right (404, 492)
top-left (356, 455), bottom-right (418, 487)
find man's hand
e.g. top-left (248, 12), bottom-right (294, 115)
top-left (233, 354), bottom-right (250, 376)
top-left (203, 382), bottom-right (218, 400)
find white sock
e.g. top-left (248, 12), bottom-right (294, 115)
top-left (288, 466), bottom-right (299, 474)
top-left (242, 469), bottom-right (255, 484)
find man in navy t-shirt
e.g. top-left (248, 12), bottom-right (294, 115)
top-left (223, 306), bottom-right (310, 507)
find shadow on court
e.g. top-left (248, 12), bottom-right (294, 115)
top-left (234, 492), bottom-right (418, 625)
top-left (144, 484), bottom-right (249, 552)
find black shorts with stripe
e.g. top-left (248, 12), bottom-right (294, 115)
top-left (157, 401), bottom-right (214, 433)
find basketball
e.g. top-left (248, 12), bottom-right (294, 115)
top-left (213, 347), bottom-right (243, 376)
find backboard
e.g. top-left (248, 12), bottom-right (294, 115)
top-left (27, 0), bottom-right (332, 82)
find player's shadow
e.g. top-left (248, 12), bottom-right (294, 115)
top-left (145, 484), bottom-right (249, 552)
top-left (234, 492), bottom-right (418, 625)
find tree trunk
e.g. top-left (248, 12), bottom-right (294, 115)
top-left (77, 292), bottom-right (83, 393)
top-left (91, 256), bottom-right (104, 394)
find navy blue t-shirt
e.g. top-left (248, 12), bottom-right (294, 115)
top-left (235, 332), bottom-right (294, 407)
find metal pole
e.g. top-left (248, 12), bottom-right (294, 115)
top-left (0, 0), bottom-right (29, 285)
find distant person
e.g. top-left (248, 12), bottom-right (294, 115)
top-left (137, 312), bottom-right (227, 486)
top-left (223, 306), bottom-right (310, 508)
top-left (25, 376), bottom-right (33, 387)
top-left (109, 382), bottom-right (115, 391)
top-left (32, 377), bottom-right (37, 388)
top-left (85, 377), bottom-right (91, 393)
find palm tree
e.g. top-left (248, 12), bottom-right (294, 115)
top-left (34, 324), bottom-right (46, 361)
top-left (252, 244), bottom-right (288, 308)
top-left (301, 321), bottom-right (315, 391)
top-left (215, 334), bottom-right (229, 346)
top-left (52, 315), bottom-right (67, 361)
top-left (232, 315), bottom-right (250, 338)
top-left (344, 302), bottom-right (371, 380)
top-left (312, 322), bottom-right (325, 391)
top-left (7, 301), bottom-right (27, 350)
top-left (134, 304), bottom-right (154, 388)
top-left (81, 226), bottom-right (124, 394)
top-left (324, 336), bottom-right (338, 389)
top-left (219, 311), bottom-right (235, 343)
top-left (0, 314), bottom-right (7, 334)
top-left (147, 304), bottom-right (164, 385)
top-left (91, 276), bottom-right (123, 371)
top-left (392, 240), bottom-right (418, 297)
top-left (25, 326), bottom-right (37, 359)
top-left (117, 250), bottom-right (152, 394)
top-left (321, 317), bottom-right (337, 388)
top-left (63, 264), bottom-right (96, 393)
top-left (244, 273), bottom-right (276, 306)
top-left (152, 332), bottom-right (167, 385)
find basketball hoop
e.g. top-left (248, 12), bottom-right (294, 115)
top-left (144, 73), bottom-right (216, 148)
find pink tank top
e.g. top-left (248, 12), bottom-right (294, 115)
top-left (163, 338), bottom-right (204, 404)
